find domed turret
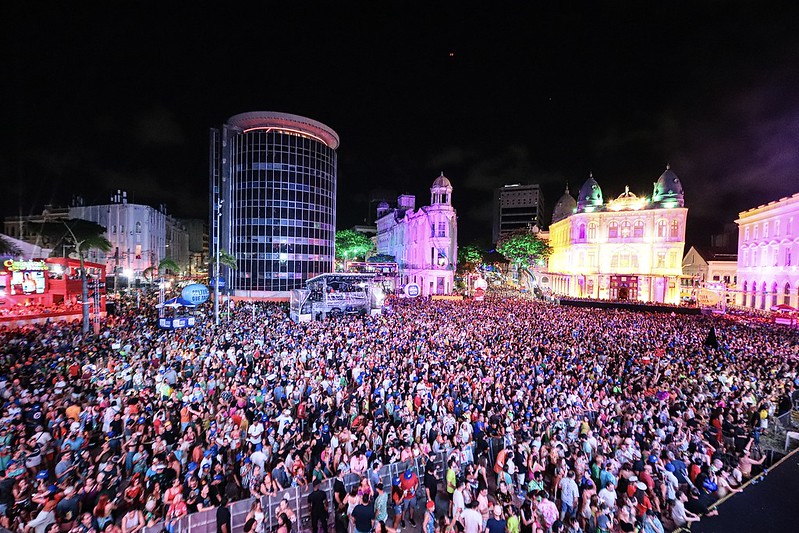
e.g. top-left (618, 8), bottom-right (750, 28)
top-left (652, 165), bottom-right (684, 207)
top-left (551, 185), bottom-right (577, 224)
top-left (577, 174), bottom-right (604, 212)
top-left (376, 201), bottom-right (390, 219)
top-left (431, 171), bottom-right (453, 205)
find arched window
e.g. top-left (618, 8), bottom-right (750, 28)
top-left (657, 219), bottom-right (667, 238)
top-left (620, 221), bottom-right (632, 238)
top-left (608, 221), bottom-right (619, 239)
top-left (633, 220), bottom-right (644, 238)
top-left (670, 220), bottom-right (679, 238)
top-left (111, 225), bottom-right (117, 234)
top-left (578, 224), bottom-right (586, 240)
top-left (135, 221), bottom-right (142, 234)
top-left (772, 282), bottom-right (779, 307)
top-left (760, 282), bottom-right (767, 310)
top-left (588, 223), bottom-right (597, 240)
top-left (742, 281), bottom-right (748, 306)
top-left (751, 282), bottom-right (757, 308)
top-left (784, 283), bottom-right (791, 305)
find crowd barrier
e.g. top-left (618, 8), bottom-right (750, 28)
top-left (556, 298), bottom-right (702, 315)
top-left (144, 444), bottom-right (478, 533)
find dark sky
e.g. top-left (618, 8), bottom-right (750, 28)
top-left (4, 2), bottom-right (799, 248)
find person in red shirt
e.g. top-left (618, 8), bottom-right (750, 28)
top-left (399, 468), bottom-right (419, 528)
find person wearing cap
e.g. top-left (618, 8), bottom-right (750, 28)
top-left (399, 467), bottom-right (419, 528)
top-left (422, 499), bottom-right (437, 533)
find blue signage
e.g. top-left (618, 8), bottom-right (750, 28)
top-left (181, 284), bottom-right (210, 305)
top-left (404, 283), bottom-right (421, 298)
top-left (210, 276), bottom-right (226, 289)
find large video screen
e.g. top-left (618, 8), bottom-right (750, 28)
top-left (11, 270), bottom-right (46, 295)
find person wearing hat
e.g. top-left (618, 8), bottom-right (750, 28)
top-left (422, 499), bottom-right (437, 533)
top-left (399, 467), bottom-right (419, 528)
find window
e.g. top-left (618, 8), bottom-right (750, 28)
top-left (611, 255), bottom-right (618, 268)
top-left (633, 221), bottom-right (644, 238)
top-left (669, 251), bottom-right (678, 268)
top-left (763, 222), bottom-right (769, 239)
top-left (620, 221), bottom-right (632, 238)
top-left (437, 221), bottom-right (446, 237)
top-left (657, 219), bottom-right (667, 238)
top-left (787, 248), bottom-right (792, 267)
top-left (588, 223), bottom-right (597, 240)
top-left (656, 253), bottom-right (666, 268)
top-left (135, 222), bottom-right (142, 234)
top-left (754, 225), bottom-right (759, 240)
top-left (111, 225), bottom-right (117, 234)
top-left (669, 220), bottom-right (679, 239)
top-left (578, 224), bottom-right (586, 240)
top-left (742, 281), bottom-right (748, 306)
top-left (743, 250), bottom-right (749, 267)
top-left (772, 247), bottom-right (778, 266)
top-left (784, 283), bottom-right (791, 305)
top-left (608, 221), bottom-right (619, 239)
top-left (587, 253), bottom-right (595, 268)
top-left (775, 220), bottom-right (780, 236)
top-left (744, 227), bottom-right (750, 241)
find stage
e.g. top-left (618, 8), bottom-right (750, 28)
top-left (691, 449), bottom-right (799, 533)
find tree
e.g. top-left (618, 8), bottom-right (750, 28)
top-left (335, 229), bottom-right (374, 261)
top-left (496, 228), bottom-right (552, 269)
top-left (0, 236), bottom-right (21, 257)
top-left (158, 258), bottom-right (181, 276)
top-left (32, 219), bottom-right (112, 333)
top-left (208, 249), bottom-right (238, 272)
top-left (368, 253), bottom-right (396, 263)
top-left (457, 244), bottom-right (485, 273)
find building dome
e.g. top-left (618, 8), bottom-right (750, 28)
top-left (432, 172), bottom-right (452, 189)
top-left (652, 165), bottom-right (684, 207)
top-left (377, 201), bottom-right (389, 209)
top-left (577, 174), bottom-right (604, 212)
top-left (551, 185), bottom-right (577, 224)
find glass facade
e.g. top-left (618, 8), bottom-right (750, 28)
top-left (213, 112), bottom-right (338, 294)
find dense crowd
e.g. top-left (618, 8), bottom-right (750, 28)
top-left (0, 293), bottom-right (798, 533)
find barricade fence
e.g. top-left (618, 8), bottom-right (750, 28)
top-left (144, 443), bottom-right (485, 533)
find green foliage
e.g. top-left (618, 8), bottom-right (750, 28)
top-left (33, 219), bottom-right (112, 256)
top-left (158, 258), bottom-right (181, 275)
top-left (496, 228), bottom-right (552, 268)
top-left (368, 253), bottom-right (396, 263)
top-left (335, 229), bottom-right (374, 260)
top-left (208, 249), bottom-right (238, 271)
top-left (457, 244), bottom-right (485, 272)
top-left (0, 236), bottom-right (21, 256)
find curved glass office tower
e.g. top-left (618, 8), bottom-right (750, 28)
top-left (211, 112), bottom-right (339, 296)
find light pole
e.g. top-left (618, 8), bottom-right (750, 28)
top-left (213, 199), bottom-right (223, 327)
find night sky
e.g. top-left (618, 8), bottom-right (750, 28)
top-left (4, 2), bottom-right (799, 249)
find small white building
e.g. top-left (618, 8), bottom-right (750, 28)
top-left (682, 246), bottom-right (738, 285)
top-left (376, 174), bottom-right (458, 296)
top-left (736, 192), bottom-right (799, 309)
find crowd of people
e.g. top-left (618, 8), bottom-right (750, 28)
top-left (0, 301), bottom-right (83, 319)
top-left (0, 292), bottom-right (798, 533)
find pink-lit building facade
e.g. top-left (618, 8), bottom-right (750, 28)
top-left (375, 174), bottom-right (458, 296)
top-left (736, 192), bottom-right (799, 309)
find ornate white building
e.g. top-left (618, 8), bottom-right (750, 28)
top-left (376, 173), bottom-right (458, 296)
top-left (546, 167), bottom-right (688, 303)
top-left (736, 192), bottom-right (799, 309)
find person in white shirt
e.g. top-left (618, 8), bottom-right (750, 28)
top-left (598, 481), bottom-right (617, 511)
top-left (461, 501), bottom-right (483, 533)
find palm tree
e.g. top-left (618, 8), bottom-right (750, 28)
top-left (208, 249), bottom-right (238, 272)
top-left (32, 219), bottom-right (112, 333)
top-left (0, 236), bottom-right (21, 257)
top-left (158, 258), bottom-right (181, 276)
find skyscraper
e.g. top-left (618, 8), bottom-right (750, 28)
top-left (493, 183), bottom-right (544, 243)
top-left (210, 111), bottom-right (339, 297)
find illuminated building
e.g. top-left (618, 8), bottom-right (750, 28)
top-left (69, 191), bottom-right (189, 280)
top-left (376, 173), bottom-right (458, 296)
top-left (493, 183), bottom-right (544, 243)
top-left (545, 167), bottom-right (687, 303)
top-left (736, 192), bottom-right (799, 309)
top-left (210, 111), bottom-right (339, 297)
